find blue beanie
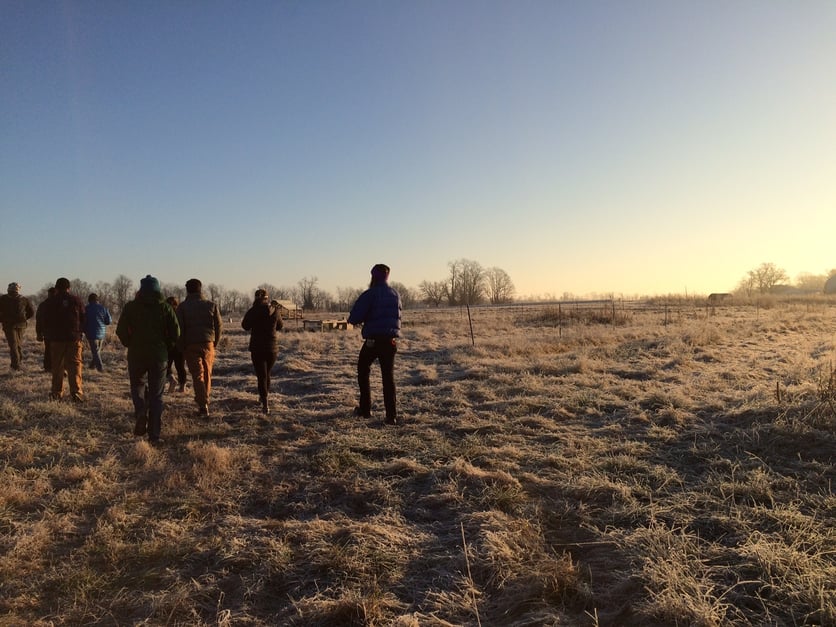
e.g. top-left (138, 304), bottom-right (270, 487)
top-left (140, 275), bottom-right (161, 294)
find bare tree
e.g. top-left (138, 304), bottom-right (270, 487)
top-left (419, 280), bottom-right (446, 307)
top-left (446, 258), bottom-right (485, 305)
top-left (112, 274), bottom-right (135, 312)
top-left (297, 276), bottom-right (320, 311)
top-left (223, 290), bottom-right (247, 313)
top-left (93, 281), bottom-right (114, 310)
top-left (336, 286), bottom-right (363, 312)
top-left (795, 272), bottom-right (828, 293)
top-left (389, 282), bottom-right (416, 309)
top-left (205, 283), bottom-right (225, 305)
top-left (747, 262), bottom-right (789, 294)
top-left (484, 267), bottom-right (515, 304)
top-left (161, 282), bottom-right (186, 302)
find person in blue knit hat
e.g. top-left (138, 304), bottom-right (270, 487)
top-left (116, 275), bottom-right (180, 445)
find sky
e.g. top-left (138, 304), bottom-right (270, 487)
top-left (2, 0), bottom-right (835, 300)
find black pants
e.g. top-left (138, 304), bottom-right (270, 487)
top-left (166, 347), bottom-right (187, 386)
top-left (251, 350), bottom-right (277, 400)
top-left (43, 340), bottom-right (51, 371)
top-left (357, 337), bottom-right (397, 420)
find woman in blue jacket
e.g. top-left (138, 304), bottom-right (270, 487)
top-left (347, 264), bottom-right (402, 425)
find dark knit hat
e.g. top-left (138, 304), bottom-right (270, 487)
top-left (186, 278), bottom-right (202, 294)
top-left (55, 277), bottom-right (71, 291)
top-left (371, 264), bottom-right (390, 282)
top-left (140, 275), bottom-right (161, 294)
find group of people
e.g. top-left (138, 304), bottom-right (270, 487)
top-left (1, 264), bottom-right (403, 443)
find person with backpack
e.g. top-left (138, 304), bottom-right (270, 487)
top-left (83, 293), bottom-right (112, 372)
top-left (116, 275), bottom-right (180, 445)
top-left (347, 264), bottom-right (402, 425)
top-left (0, 282), bottom-right (35, 371)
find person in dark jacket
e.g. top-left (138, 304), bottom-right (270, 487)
top-left (41, 277), bottom-right (86, 401)
top-left (347, 263), bottom-right (402, 425)
top-left (176, 278), bottom-right (222, 417)
top-left (241, 289), bottom-right (283, 415)
top-left (83, 293), bottom-right (112, 372)
top-left (165, 296), bottom-right (187, 394)
top-left (116, 275), bottom-right (180, 445)
top-left (35, 287), bottom-right (56, 371)
top-left (0, 282), bottom-right (35, 370)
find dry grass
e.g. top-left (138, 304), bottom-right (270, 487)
top-left (1, 300), bottom-right (835, 626)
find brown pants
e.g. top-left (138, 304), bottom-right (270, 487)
top-left (184, 342), bottom-right (215, 408)
top-left (50, 340), bottom-right (83, 399)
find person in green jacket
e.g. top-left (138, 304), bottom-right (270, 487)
top-left (116, 275), bottom-right (180, 445)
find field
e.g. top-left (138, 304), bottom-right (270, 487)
top-left (1, 300), bottom-right (835, 626)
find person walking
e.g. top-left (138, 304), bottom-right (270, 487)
top-left (116, 275), bottom-right (180, 445)
top-left (0, 282), bottom-right (35, 370)
top-left (35, 287), bottom-right (56, 372)
top-left (83, 293), bottom-right (112, 372)
top-left (241, 289), bottom-right (283, 415)
top-left (347, 263), bottom-right (402, 425)
top-left (164, 296), bottom-right (187, 393)
top-left (176, 278), bottom-right (222, 417)
top-left (42, 278), bottom-right (86, 402)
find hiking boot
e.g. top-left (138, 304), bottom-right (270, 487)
top-left (198, 405), bottom-right (210, 418)
top-left (167, 375), bottom-right (176, 394)
top-left (353, 407), bottom-right (371, 419)
top-left (261, 397), bottom-right (269, 415)
top-left (384, 416), bottom-right (399, 426)
top-left (178, 382), bottom-right (186, 393)
top-left (148, 437), bottom-right (163, 447)
top-left (71, 393), bottom-right (84, 404)
top-left (133, 413), bottom-right (147, 436)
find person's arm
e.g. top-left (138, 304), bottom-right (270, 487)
top-left (213, 304), bottom-right (222, 346)
top-left (115, 307), bottom-right (131, 347)
top-left (347, 291), bottom-right (371, 326)
top-left (164, 304), bottom-right (180, 351)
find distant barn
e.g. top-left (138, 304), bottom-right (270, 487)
top-left (274, 300), bottom-right (300, 318)
top-left (707, 293), bottom-right (732, 304)
top-left (825, 275), bottom-right (836, 295)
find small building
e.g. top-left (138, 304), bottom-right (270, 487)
top-left (274, 300), bottom-right (301, 319)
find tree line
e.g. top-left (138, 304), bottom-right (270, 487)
top-left (27, 258), bottom-right (515, 315)
top-left (734, 262), bottom-right (836, 296)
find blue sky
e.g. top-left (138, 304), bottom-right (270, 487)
top-left (2, 1), bottom-right (834, 299)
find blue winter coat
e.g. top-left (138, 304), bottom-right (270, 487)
top-left (84, 302), bottom-right (113, 340)
top-left (348, 284), bottom-right (402, 338)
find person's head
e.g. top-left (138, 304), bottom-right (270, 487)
top-left (88, 293), bottom-right (98, 303)
top-left (254, 289), bottom-right (268, 304)
top-left (186, 278), bottom-right (202, 295)
top-left (7, 282), bottom-right (20, 295)
top-left (55, 277), bottom-right (71, 292)
top-left (369, 263), bottom-right (390, 288)
top-left (166, 296), bottom-right (179, 308)
top-left (139, 275), bottom-right (161, 295)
